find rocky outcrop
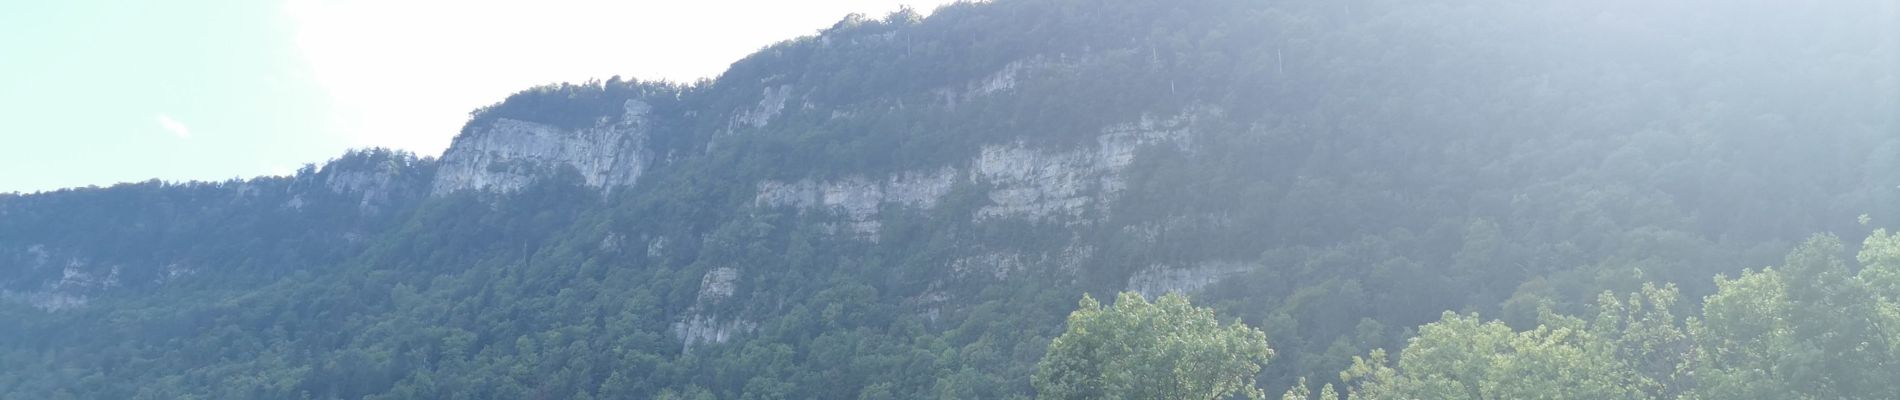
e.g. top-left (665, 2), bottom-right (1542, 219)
top-left (1119, 213), bottom-right (1240, 245)
top-left (757, 108), bottom-right (1208, 233)
top-left (735, 85), bottom-right (793, 128)
top-left (0, 246), bottom-right (120, 311)
top-left (672, 315), bottom-right (756, 354)
top-left (976, 109), bottom-right (1204, 220)
top-left (696, 267), bottom-right (739, 300)
top-left (1, 290), bottom-right (86, 312)
top-left (949, 243), bottom-right (1096, 280)
top-left (755, 168), bottom-right (958, 237)
top-left (935, 56), bottom-right (1064, 107)
top-left (314, 151), bottom-right (429, 213)
top-left (673, 267), bottom-right (755, 353)
top-left (1126, 261), bottom-right (1255, 298)
top-left (432, 99), bottom-right (654, 195)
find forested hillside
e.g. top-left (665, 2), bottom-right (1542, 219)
top-left (2, 0), bottom-right (1895, 398)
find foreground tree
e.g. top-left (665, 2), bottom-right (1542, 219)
top-left (1339, 311), bottom-right (1642, 400)
top-left (1685, 235), bottom-right (1900, 399)
top-left (1332, 233), bottom-right (1900, 400)
top-left (1034, 292), bottom-right (1274, 400)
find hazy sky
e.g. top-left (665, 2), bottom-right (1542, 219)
top-left (0, 0), bottom-right (956, 194)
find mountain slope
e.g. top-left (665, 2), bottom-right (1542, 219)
top-left (2, 0), bottom-right (1896, 398)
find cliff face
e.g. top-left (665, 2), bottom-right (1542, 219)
top-left (387, 47), bottom-right (1224, 349)
top-left (432, 99), bottom-right (655, 195)
top-left (311, 150), bottom-right (435, 213)
top-left (753, 108), bottom-right (1203, 239)
top-left (673, 267), bottom-right (755, 353)
top-left (0, 245), bottom-right (114, 311)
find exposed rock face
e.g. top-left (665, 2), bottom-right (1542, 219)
top-left (272, 150), bottom-right (430, 212)
top-left (56, 260), bottom-right (119, 290)
top-left (646, 236), bottom-right (670, 259)
top-left (0, 246), bottom-right (120, 311)
top-left (432, 99), bottom-right (654, 195)
top-left (1120, 213), bottom-right (1240, 245)
top-left (673, 267), bottom-right (755, 353)
top-left (935, 56), bottom-right (1062, 107)
top-left (914, 243), bottom-right (1095, 323)
top-left (697, 267), bottom-right (739, 300)
top-left (757, 108), bottom-right (1207, 233)
top-left (949, 243), bottom-right (1096, 280)
top-left (949, 252), bottom-right (1027, 281)
top-left (755, 168), bottom-right (958, 237)
top-left (673, 315), bottom-right (756, 354)
top-left (973, 60), bottom-right (1027, 95)
top-left (158, 262), bottom-right (194, 284)
top-left (324, 163), bottom-right (398, 196)
top-left (1125, 261), bottom-right (1255, 298)
top-left (975, 115), bottom-right (1186, 220)
top-left (735, 85), bottom-right (793, 128)
top-left (975, 110), bottom-right (1203, 221)
top-left (318, 152), bottom-right (427, 213)
top-left (1, 290), bottom-right (86, 311)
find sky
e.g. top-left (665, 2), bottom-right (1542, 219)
top-left (0, 0), bottom-right (956, 194)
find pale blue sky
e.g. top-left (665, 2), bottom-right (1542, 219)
top-left (1, 0), bottom-right (952, 194)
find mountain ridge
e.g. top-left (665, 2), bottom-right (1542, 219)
top-left (2, 0), bottom-right (1896, 398)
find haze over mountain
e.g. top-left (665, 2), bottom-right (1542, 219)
top-left (2, 0), bottom-right (1897, 398)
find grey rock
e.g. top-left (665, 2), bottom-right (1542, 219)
top-left (935, 56), bottom-right (1062, 107)
top-left (735, 85), bottom-right (793, 129)
top-left (674, 267), bottom-right (755, 353)
top-left (433, 99), bottom-right (654, 195)
top-left (1126, 261), bottom-right (1255, 299)
top-left (756, 167), bottom-right (958, 237)
top-left (757, 108), bottom-right (1209, 234)
top-left (320, 156), bottom-right (421, 213)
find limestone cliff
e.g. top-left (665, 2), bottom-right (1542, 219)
top-left (756, 108), bottom-right (1209, 236)
top-left (1126, 261), bottom-right (1255, 299)
top-left (0, 245), bottom-right (115, 311)
top-left (673, 267), bottom-right (755, 353)
top-left (432, 99), bottom-right (655, 195)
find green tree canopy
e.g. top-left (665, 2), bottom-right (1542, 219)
top-left (1034, 292), bottom-right (1274, 400)
top-left (1330, 234), bottom-right (1900, 400)
top-left (1339, 311), bottom-right (1641, 400)
top-left (1686, 235), bottom-right (1900, 399)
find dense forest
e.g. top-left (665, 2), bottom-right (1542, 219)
top-left (2, 0), bottom-right (1896, 398)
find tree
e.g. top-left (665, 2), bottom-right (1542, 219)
top-left (1034, 292), bottom-right (1274, 400)
top-left (1861, 227), bottom-right (1900, 358)
top-left (1685, 235), bottom-right (1900, 399)
top-left (1339, 311), bottom-right (1642, 400)
top-left (1588, 283), bottom-right (1691, 399)
top-left (1281, 377), bottom-right (1338, 400)
top-left (1859, 226), bottom-right (1900, 297)
top-left (1336, 234), bottom-right (1900, 400)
